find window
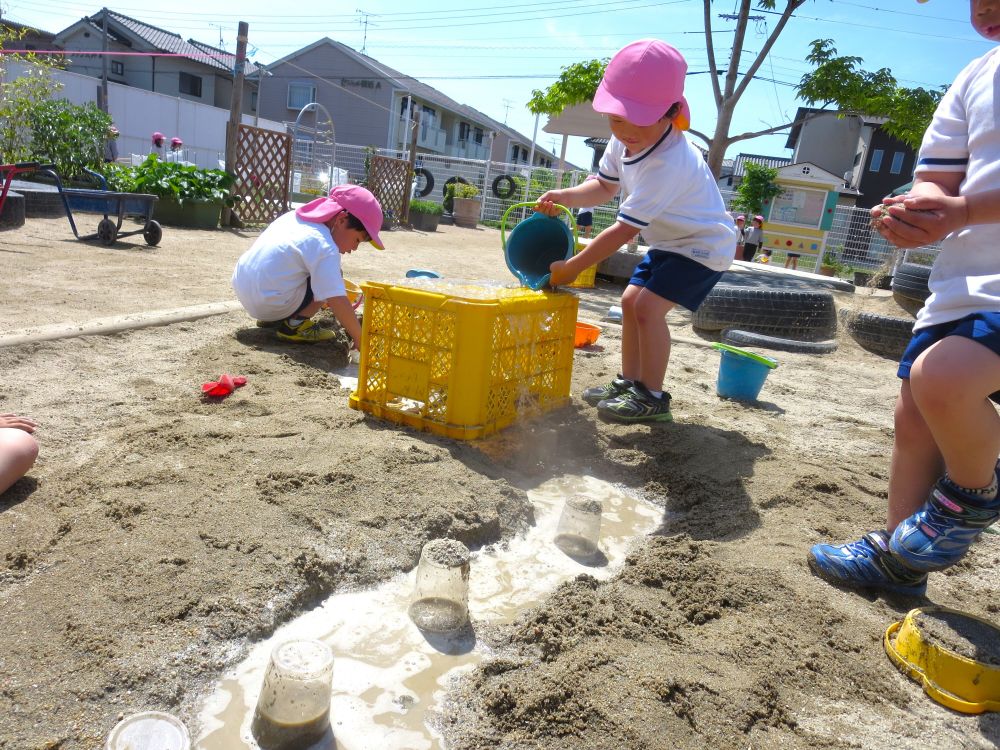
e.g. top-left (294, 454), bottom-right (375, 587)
top-left (179, 72), bottom-right (202, 97)
top-left (511, 145), bottom-right (523, 162)
top-left (890, 151), bottom-right (905, 175)
top-left (458, 122), bottom-right (471, 142)
top-left (474, 127), bottom-right (484, 145)
top-left (250, 91), bottom-right (258, 112)
top-left (287, 82), bottom-right (316, 109)
top-left (769, 187), bottom-right (827, 228)
top-left (110, 60), bottom-right (124, 76)
top-left (869, 148), bottom-right (884, 172)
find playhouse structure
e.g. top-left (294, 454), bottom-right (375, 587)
top-left (759, 162), bottom-right (853, 269)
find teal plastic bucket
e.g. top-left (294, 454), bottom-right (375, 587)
top-left (711, 343), bottom-right (778, 401)
top-left (501, 202), bottom-right (576, 290)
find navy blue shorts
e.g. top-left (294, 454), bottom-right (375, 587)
top-left (898, 312), bottom-right (1000, 403)
top-left (576, 211), bottom-right (593, 227)
top-left (293, 277), bottom-right (315, 316)
top-left (628, 250), bottom-right (724, 312)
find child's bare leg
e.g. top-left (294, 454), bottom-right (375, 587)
top-left (619, 285), bottom-right (643, 381)
top-left (889, 379), bottom-right (944, 530)
top-left (292, 300), bottom-right (324, 319)
top-left (629, 287), bottom-right (675, 391)
top-left (909, 336), bottom-right (1000, 488)
top-left (0, 428), bottom-right (39, 495)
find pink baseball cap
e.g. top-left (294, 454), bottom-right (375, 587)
top-left (296, 185), bottom-right (385, 249)
top-left (593, 39), bottom-right (691, 129)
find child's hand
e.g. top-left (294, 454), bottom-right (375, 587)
top-left (535, 190), bottom-right (565, 217)
top-left (0, 413), bottom-right (37, 433)
top-left (548, 260), bottom-right (577, 287)
top-left (872, 196), bottom-right (953, 249)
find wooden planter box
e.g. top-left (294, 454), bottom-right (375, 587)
top-left (452, 197), bottom-right (480, 229)
top-left (410, 211), bottom-right (441, 232)
top-left (154, 197), bottom-right (222, 229)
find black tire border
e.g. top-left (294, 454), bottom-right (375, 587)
top-left (413, 167), bottom-right (434, 198)
top-left (722, 328), bottom-right (838, 355)
top-left (840, 308), bottom-right (914, 359)
top-left (491, 174), bottom-right (517, 199)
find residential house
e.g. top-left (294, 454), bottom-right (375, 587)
top-left (1, 18), bottom-right (58, 52)
top-left (785, 107), bottom-right (916, 209)
top-left (52, 10), bottom-right (259, 114)
top-left (258, 38), bottom-right (561, 167)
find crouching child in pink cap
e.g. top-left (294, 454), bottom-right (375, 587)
top-left (232, 185), bottom-right (385, 345)
top-left (536, 39), bottom-right (736, 422)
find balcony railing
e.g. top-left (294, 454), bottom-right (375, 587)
top-left (451, 140), bottom-right (489, 161)
top-left (396, 117), bottom-right (447, 153)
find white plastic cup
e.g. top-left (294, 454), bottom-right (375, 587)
top-left (408, 539), bottom-right (471, 633)
top-left (554, 497), bottom-right (603, 560)
top-left (105, 711), bottom-right (190, 750)
top-left (251, 639), bottom-right (334, 750)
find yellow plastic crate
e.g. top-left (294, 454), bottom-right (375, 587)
top-left (349, 280), bottom-right (578, 440)
top-left (568, 241), bottom-right (597, 289)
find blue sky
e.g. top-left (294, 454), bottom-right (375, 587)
top-left (3, 0), bottom-right (990, 169)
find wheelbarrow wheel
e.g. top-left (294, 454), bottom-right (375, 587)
top-left (97, 218), bottom-right (117, 246)
top-left (143, 220), bottom-right (163, 246)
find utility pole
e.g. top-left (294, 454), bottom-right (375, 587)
top-left (404, 108), bottom-right (419, 223)
top-left (99, 7), bottom-right (109, 113)
top-left (222, 21), bottom-right (248, 228)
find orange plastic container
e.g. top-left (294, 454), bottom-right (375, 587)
top-left (574, 322), bottom-right (601, 348)
top-left (349, 280), bottom-right (578, 440)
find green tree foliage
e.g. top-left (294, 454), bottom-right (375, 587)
top-left (0, 25), bottom-right (63, 163)
top-left (527, 59), bottom-right (606, 116)
top-left (29, 99), bottom-right (112, 178)
top-left (797, 40), bottom-right (943, 150)
top-left (731, 161), bottom-right (782, 216)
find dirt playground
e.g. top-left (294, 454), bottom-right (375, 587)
top-left (1, 216), bottom-right (998, 749)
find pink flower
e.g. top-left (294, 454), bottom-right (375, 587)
top-left (152, 131), bottom-right (165, 147)
top-left (170, 137), bottom-right (183, 151)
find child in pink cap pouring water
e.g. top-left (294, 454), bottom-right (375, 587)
top-left (232, 185), bottom-right (384, 345)
top-left (536, 39), bottom-right (736, 422)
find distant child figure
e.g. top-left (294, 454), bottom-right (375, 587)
top-left (809, 0), bottom-right (1000, 596)
top-left (535, 39), bottom-right (736, 423)
top-left (743, 215), bottom-right (764, 262)
top-left (232, 185), bottom-right (384, 346)
top-left (103, 125), bottom-right (119, 163)
top-left (756, 246), bottom-right (773, 264)
top-left (0, 413), bottom-right (38, 496)
top-left (734, 215), bottom-right (747, 260)
top-left (576, 206), bottom-right (596, 238)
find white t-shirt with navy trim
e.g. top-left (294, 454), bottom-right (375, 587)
top-left (597, 127), bottom-right (736, 272)
top-left (231, 210), bottom-right (347, 321)
top-left (913, 46), bottom-right (1000, 330)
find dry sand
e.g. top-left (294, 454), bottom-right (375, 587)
top-left (1, 216), bottom-right (998, 749)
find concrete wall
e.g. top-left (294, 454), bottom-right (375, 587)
top-left (4, 61), bottom-right (285, 170)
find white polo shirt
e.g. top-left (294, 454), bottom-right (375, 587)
top-left (231, 211), bottom-right (347, 322)
top-left (597, 126), bottom-right (736, 272)
top-left (913, 46), bottom-right (1000, 330)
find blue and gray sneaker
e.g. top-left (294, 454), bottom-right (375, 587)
top-left (889, 478), bottom-right (1000, 572)
top-left (582, 376), bottom-right (633, 406)
top-left (808, 530), bottom-right (927, 596)
top-left (597, 383), bottom-right (673, 423)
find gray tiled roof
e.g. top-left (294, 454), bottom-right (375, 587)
top-left (731, 152), bottom-right (792, 177)
top-left (87, 10), bottom-right (258, 76)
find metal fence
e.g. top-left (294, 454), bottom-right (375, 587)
top-left (291, 141), bottom-right (938, 271)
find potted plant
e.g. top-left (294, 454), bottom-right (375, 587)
top-left (103, 154), bottom-right (235, 229)
top-left (450, 182), bottom-right (481, 229)
top-left (409, 199), bottom-right (443, 232)
top-left (819, 251), bottom-right (843, 277)
top-left (853, 268), bottom-right (874, 287)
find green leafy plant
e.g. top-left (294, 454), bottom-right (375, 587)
top-left (822, 250), bottom-right (849, 274)
top-left (28, 99), bottom-right (112, 179)
top-left (0, 25), bottom-right (64, 164)
top-left (453, 182), bottom-right (480, 199)
top-left (409, 199), bottom-right (443, 215)
top-left (101, 154), bottom-right (235, 206)
top-left (732, 161), bottom-right (783, 217)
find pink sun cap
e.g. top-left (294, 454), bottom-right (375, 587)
top-left (296, 184), bottom-right (385, 249)
top-left (593, 39), bottom-right (691, 129)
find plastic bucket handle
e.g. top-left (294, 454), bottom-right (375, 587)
top-left (500, 201), bottom-right (577, 290)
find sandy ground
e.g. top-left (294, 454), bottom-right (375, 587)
top-left (1, 216), bottom-right (998, 749)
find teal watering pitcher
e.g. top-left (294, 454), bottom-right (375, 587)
top-left (500, 202), bottom-right (577, 290)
